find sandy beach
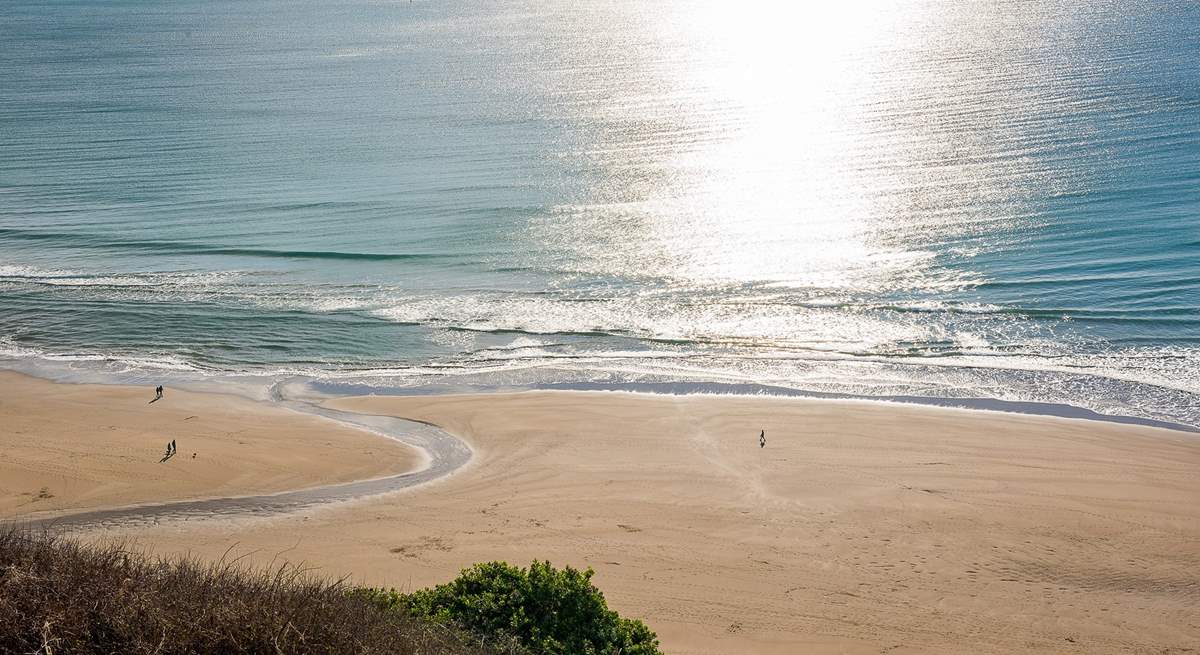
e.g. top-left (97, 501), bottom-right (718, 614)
top-left (11, 384), bottom-right (1190, 654)
top-left (0, 372), bottom-right (418, 519)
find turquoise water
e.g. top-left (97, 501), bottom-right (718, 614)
top-left (2, 0), bottom-right (1198, 426)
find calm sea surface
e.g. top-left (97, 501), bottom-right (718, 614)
top-left (2, 0), bottom-right (1198, 425)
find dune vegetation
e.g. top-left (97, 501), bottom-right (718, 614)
top-left (0, 527), bottom-right (658, 655)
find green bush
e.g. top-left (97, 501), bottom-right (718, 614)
top-left (362, 561), bottom-right (661, 655)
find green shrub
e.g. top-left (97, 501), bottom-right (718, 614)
top-left (363, 560), bottom-right (661, 655)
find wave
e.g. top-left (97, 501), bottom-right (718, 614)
top-left (790, 299), bottom-right (1198, 324)
top-left (0, 228), bottom-right (449, 262)
top-left (0, 264), bottom-right (77, 278)
top-left (7, 264), bottom-right (1195, 371)
top-left (4, 266), bottom-right (1193, 333)
top-left (480, 336), bottom-right (565, 351)
top-left (0, 264), bottom-right (250, 290)
top-left (4, 259), bottom-right (1198, 428)
top-left (2, 327), bottom-right (1197, 429)
top-left (795, 300), bottom-right (1009, 315)
top-left (190, 247), bottom-right (445, 262)
top-left (0, 337), bottom-right (203, 373)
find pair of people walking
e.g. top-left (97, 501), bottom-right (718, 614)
top-left (152, 385), bottom-right (175, 461)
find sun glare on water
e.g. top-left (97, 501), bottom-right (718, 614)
top-left (546, 0), bottom-right (1032, 295)
top-left (563, 1), bottom-right (927, 290)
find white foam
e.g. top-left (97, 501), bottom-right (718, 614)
top-left (0, 263), bottom-right (246, 289)
top-left (0, 263), bottom-right (77, 278)
top-left (0, 337), bottom-right (202, 373)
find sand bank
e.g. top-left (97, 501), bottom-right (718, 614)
top-left (0, 372), bottom-right (418, 519)
top-left (27, 387), bottom-right (1200, 653)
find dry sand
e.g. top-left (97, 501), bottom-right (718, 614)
top-left (0, 371), bottom-right (418, 518)
top-left (8, 380), bottom-right (1199, 653)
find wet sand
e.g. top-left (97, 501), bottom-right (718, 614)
top-left (0, 371), bottom-right (420, 519)
top-left (57, 390), bottom-right (1200, 654)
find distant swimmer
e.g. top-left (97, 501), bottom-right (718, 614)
top-left (759, 429), bottom-right (766, 448)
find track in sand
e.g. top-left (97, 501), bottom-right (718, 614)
top-left (24, 382), bottom-right (471, 532)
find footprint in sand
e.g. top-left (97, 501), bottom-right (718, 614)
top-left (389, 536), bottom-right (454, 558)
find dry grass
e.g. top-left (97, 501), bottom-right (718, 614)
top-left (0, 526), bottom-right (504, 655)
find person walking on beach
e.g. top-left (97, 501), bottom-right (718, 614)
top-left (156, 385), bottom-right (163, 399)
top-left (759, 429), bottom-right (766, 448)
top-left (170, 439), bottom-right (176, 455)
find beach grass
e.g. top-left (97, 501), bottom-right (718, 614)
top-left (0, 526), bottom-right (504, 655)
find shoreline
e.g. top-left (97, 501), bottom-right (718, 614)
top-left (13, 385), bottom-right (1200, 532)
top-left (3, 363), bottom-right (1195, 531)
top-left (311, 379), bottom-right (1200, 434)
top-left (3, 357), bottom-right (1196, 438)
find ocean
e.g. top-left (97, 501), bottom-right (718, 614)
top-left (1, 0), bottom-right (1198, 427)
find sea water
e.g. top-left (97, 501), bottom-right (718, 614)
top-left (1, 0), bottom-right (1197, 426)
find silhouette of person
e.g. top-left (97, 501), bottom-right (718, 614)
top-left (170, 439), bottom-right (176, 455)
top-left (759, 430), bottom-right (766, 448)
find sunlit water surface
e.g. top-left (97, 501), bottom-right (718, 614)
top-left (1, 0), bottom-right (1197, 425)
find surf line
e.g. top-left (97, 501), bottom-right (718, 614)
top-left (22, 380), bottom-right (473, 532)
